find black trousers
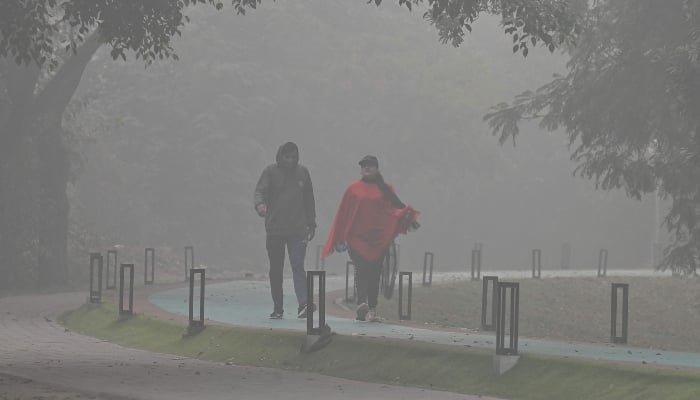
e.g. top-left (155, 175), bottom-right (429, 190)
top-left (349, 248), bottom-right (383, 309)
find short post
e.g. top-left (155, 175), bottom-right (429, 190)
top-left (471, 248), bottom-right (482, 281)
top-left (144, 247), bottom-right (155, 285)
top-left (560, 242), bottom-right (571, 270)
top-left (184, 246), bottom-right (194, 281)
top-left (345, 261), bottom-right (356, 302)
top-left (653, 242), bottom-right (664, 269)
top-left (481, 276), bottom-right (499, 331)
top-left (495, 282), bottom-right (520, 355)
top-left (598, 249), bottom-right (608, 277)
top-left (531, 249), bottom-right (541, 279)
top-left (422, 251), bottom-right (434, 287)
top-left (187, 267), bottom-right (206, 335)
top-left (315, 244), bottom-right (325, 270)
top-left (301, 270), bottom-right (332, 353)
top-left (398, 271), bottom-right (412, 320)
top-left (395, 243), bottom-right (401, 269)
top-left (306, 270), bottom-right (326, 335)
top-left (105, 249), bottom-right (117, 290)
top-left (89, 253), bottom-right (103, 303)
top-left (610, 283), bottom-right (629, 344)
top-left (119, 263), bottom-right (134, 318)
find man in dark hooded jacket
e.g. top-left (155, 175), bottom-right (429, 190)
top-left (254, 142), bottom-right (316, 319)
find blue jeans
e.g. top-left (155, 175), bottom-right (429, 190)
top-left (266, 234), bottom-right (308, 313)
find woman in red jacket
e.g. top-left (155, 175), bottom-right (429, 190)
top-left (323, 155), bottom-right (419, 322)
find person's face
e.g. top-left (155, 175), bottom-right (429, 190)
top-left (280, 152), bottom-right (298, 168)
top-left (360, 163), bottom-right (378, 178)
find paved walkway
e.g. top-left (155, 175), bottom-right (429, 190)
top-left (149, 269), bottom-right (700, 369)
top-left (3, 268), bottom-right (698, 399)
top-left (0, 291), bottom-right (499, 400)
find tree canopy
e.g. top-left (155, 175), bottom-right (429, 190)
top-left (1, 0), bottom-right (262, 66)
top-left (485, 0), bottom-right (700, 274)
top-left (1, 0), bottom-right (698, 287)
top-left (1, 1), bottom-right (583, 68)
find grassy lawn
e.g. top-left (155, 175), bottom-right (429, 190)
top-left (373, 276), bottom-right (700, 353)
top-left (62, 301), bottom-right (700, 400)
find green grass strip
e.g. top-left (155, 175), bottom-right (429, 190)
top-left (61, 304), bottom-right (700, 400)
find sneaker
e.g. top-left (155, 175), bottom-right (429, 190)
top-left (356, 302), bottom-right (369, 321)
top-left (269, 311), bottom-right (283, 319)
top-left (367, 308), bottom-right (381, 322)
top-left (297, 303), bottom-right (316, 319)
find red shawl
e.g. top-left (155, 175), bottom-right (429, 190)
top-left (322, 180), bottom-right (419, 262)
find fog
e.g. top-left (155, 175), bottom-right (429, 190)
top-left (70, 1), bottom-right (663, 275)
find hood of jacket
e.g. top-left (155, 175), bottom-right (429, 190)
top-left (276, 141), bottom-right (299, 168)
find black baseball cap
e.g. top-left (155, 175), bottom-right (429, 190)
top-left (358, 155), bottom-right (379, 167)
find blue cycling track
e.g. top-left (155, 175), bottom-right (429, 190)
top-left (148, 269), bottom-right (700, 369)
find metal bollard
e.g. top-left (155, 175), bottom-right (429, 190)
top-left (398, 271), bottom-right (413, 320)
top-left (301, 270), bottom-right (332, 353)
top-left (561, 242), bottom-right (571, 270)
top-left (105, 249), bottom-right (117, 289)
top-left (188, 268), bottom-right (206, 333)
top-left (184, 246), bottom-right (194, 281)
top-left (395, 243), bottom-right (401, 270)
top-left (306, 270), bottom-right (326, 335)
top-left (610, 283), bottom-right (629, 344)
top-left (315, 244), bottom-right (325, 270)
top-left (495, 282), bottom-right (520, 355)
top-left (471, 248), bottom-right (482, 281)
top-left (119, 263), bottom-right (134, 317)
top-left (345, 261), bottom-right (356, 302)
top-left (89, 253), bottom-right (103, 303)
top-left (531, 249), bottom-right (542, 279)
top-left (598, 249), bottom-right (608, 277)
top-left (481, 276), bottom-right (499, 331)
top-left (422, 251), bottom-right (434, 287)
top-left (144, 247), bottom-right (155, 285)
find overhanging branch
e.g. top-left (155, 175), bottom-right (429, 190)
top-left (35, 30), bottom-right (102, 118)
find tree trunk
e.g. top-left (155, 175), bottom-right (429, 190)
top-left (32, 33), bottom-right (101, 289)
top-left (36, 123), bottom-right (70, 289)
top-left (0, 60), bottom-right (41, 291)
top-left (1, 33), bottom-right (101, 290)
top-left (0, 138), bottom-right (39, 290)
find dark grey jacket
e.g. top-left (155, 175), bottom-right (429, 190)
top-left (254, 144), bottom-right (316, 236)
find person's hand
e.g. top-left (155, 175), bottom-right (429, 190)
top-left (255, 203), bottom-right (267, 217)
top-left (409, 220), bottom-right (421, 231)
top-left (334, 242), bottom-right (348, 253)
top-left (306, 226), bottom-right (315, 241)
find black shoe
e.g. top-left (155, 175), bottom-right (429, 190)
top-left (297, 303), bottom-right (316, 319)
top-left (269, 311), bottom-right (283, 319)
